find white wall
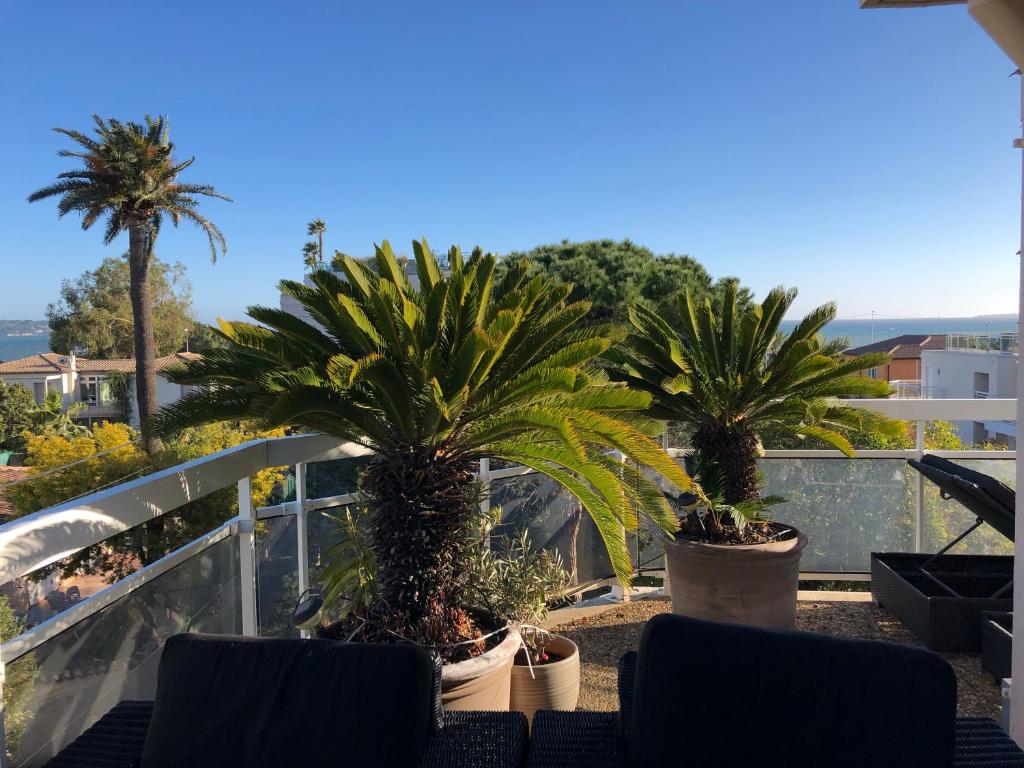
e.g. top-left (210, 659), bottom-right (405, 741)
top-left (923, 349), bottom-right (1018, 444)
top-left (126, 376), bottom-right (188, 428)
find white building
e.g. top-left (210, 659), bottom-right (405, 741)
top-left (922, 332), bottom-right (1018, 446)
top-left (0, 352), bottom-right (200, 429)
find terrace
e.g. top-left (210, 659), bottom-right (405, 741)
top-left (0, 397), bottom-right (1017, 766)
top-left (3, 1), bottom-right (1024, 766)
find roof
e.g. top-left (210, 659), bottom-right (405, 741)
top-left (0, 353), bottom-right (76, 374)
top-left (0, 467), bottom-right (31, 517)
top-left (0, 352), bottom-right (201, 376)
top-left (844, 334), bottom-right (947, 359)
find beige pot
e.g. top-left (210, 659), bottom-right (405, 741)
top-left (664, 525), bottom-right (807, 629)
top-left (441, 627), bottom-right (521, 711)
top-left (510, 635), bottom-right (580, 725)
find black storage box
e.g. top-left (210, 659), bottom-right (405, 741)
top-left (871, 552), bottom-right (1013, 651)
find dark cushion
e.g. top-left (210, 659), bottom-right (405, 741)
top-left (140, 634), bottom-right (437, 768)
top-left (629, 614), bottom-right (957, 768)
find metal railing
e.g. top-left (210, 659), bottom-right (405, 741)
top-left (890, 380), bottom-right (947, 399)
top-left (947, 332), bottom-right (1019, 354)
top-left (0, 398), bottom-right (1016, 766)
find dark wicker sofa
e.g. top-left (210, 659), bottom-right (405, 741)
top-left (46, 634), bottom-right (527, 768)
top-left (528, 614), bottom-right (1024, 768)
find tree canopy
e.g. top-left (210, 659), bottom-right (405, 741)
top-left (496, 239), bottom-right (751, 329)
top-left (48, 254), bottom-right (197, 358)
top-left (0, 383), bottom-right (37, 452)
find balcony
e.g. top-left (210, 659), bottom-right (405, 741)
top-left (0, 398), bottom-right (1017, 766)
top-left (947, 333), bottom-right (1019, 355)
top-left (890, 379), bottom-right (948, 398)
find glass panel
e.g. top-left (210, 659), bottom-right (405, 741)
top-left (4, 534), bottom-right (240, 768)
top-left (491, 474), bottom-right (612, 586)
top-left (256, 516), bottom-right (299, 638)
top-left (758, 458), bottom-right (915, 573)
top-left (922, 459), bottom-right (1015, 556)
top-left (305, 457), bottom-right (371, 499)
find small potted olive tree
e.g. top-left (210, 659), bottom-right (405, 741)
top-left (464, 511), bottom-right (577, 724)
top-left (607, 284), bottom-right (902, 628)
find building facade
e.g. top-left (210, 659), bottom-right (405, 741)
top-left (922, 333), bottom-right (1018, 447)
top-left (0, 352), bottom-right (200, 428)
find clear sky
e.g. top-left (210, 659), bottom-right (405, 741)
top-left (1, 1), bottom-right (1020, 323)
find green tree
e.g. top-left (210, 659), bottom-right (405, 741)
top-left (29, 114), bottom-right (230, 453)
top-left (498, 239), bottom-right (750, 328)
top-left (0, 383), bottom-right (37, 452)
top-left (302, 241), bottom-right (319, 270)
top-left (609, 284), bottom-right (904, 507)
top-left (307, 218), bottom-right (327, 262)
top-left (152, 239), bottom-right (692, 655)
top-left (48, 254), bottom-right (196, 358)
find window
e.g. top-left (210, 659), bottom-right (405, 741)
top-left (79, 376), bottom-right (113, 406)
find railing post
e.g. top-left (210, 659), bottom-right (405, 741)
top-left (0, 635), bottom-right (7, 768)
top-left (609, 450), bottom-right (631, 603)
top-left (478, 458), bottom-right (492, 548)
top-left (294, 462), bottom-right (311, 639)
top-left (237, 477), bottom-right (258, 637)
top-left (914, 420), bottom-right (926, 553)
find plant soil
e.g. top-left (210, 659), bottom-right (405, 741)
top-left (319, 606), bottom-right (505, 665)
top-left (676, 518), bottom-right (796, 546)
top-left (514, 648), bottom-right (568, 666)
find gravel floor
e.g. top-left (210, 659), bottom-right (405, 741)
top-left (549, 597), bottom-right (1001, 719)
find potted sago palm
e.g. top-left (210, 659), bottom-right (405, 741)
top-left (607, 284), bottom-right (903, 629)
top-left (153, 239), bottom-right (692, 709)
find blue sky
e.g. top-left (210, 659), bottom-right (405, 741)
top-left (1, 1), bottom-right (1020, 323)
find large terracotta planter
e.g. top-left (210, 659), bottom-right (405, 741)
top-left (441, 627), bottom-right (522, 711)
top-left (510, 635), bottom-right (580, 724)
top-left (664, 525), bottom-right (807, 629)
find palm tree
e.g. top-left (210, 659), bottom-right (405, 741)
top-left (307, 218), bottom-right (326, 262)
top-left (302, 242), bottom-right (319, 270)
top-left (28, 115), bottom-right (230, 453)
top-left (152, 239), bottom-right (693, 652)
top-left (607, 283), bottom-right (903, 506)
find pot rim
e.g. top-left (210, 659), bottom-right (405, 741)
top-left (442, 626), bottom-right (521, 683)
top-left (512, 633), bottom-right (579, 669)
top-left (663, 522), bottom-right (808, 554)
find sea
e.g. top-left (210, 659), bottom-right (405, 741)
top-left (0, 317), bottom-right (1018, 362)
top-left (780, 317), bottom-right (1018, 351)
top-left (0, 334), bottom-right (51, 362)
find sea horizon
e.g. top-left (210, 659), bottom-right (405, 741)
top-left (0, 315), bottom-right (1019, 362)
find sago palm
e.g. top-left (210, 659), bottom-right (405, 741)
top-left (28, 114), bottom-right (230, 453)
top-left (152, 240), bottom-right (692, 649)
top-left (607, 283), bottom-right (903, 506)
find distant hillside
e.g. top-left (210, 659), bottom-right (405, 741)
top-left (0, 320), bottom-right (48, 336)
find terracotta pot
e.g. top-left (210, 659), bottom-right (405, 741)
top-left (441, 627), bottom-right (521, 711)
top-left (664, 524), bottom-right (807, 629)
top-left (510, 635), bottom-right (580, 724)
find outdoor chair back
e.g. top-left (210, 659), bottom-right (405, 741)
top-left (626, 614), bottom-right (957, 768)
top-left (140, 633), bottom-right (440, 768)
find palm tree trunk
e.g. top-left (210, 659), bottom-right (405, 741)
top-left (127, 221), bottom-right (162, 454)
top-left (692, 424), bottom-right (760, 504)
top-left (318, 232), bottom-right (324, 263)
top-left (362, 449), bottom-right (477, 648)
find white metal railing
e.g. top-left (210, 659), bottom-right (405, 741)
top-left (0, 398), bottom-right (1016, 765)
top-left (947, 332), bottom-right (1019, 354)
